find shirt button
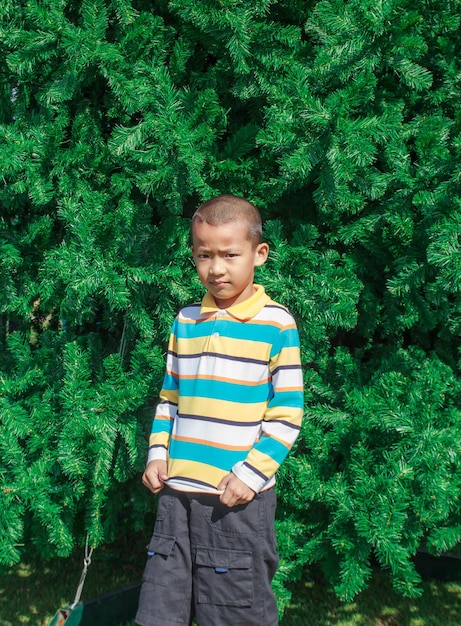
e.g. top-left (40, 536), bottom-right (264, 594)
top-left (213, 332), bottom-right (219, 337)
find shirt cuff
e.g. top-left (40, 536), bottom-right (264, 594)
top-left (231, 461), bottom-right (276, 493)
top-left (147, 445), bottom-right (167, 465)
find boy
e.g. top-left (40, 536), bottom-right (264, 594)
top-left (136, 195), bottom-right (303, 626)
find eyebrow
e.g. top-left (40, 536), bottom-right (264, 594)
top-left (195, 243), bottom-right (243, 251)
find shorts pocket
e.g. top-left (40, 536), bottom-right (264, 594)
top-left (194, 546), bottom-right (253, 608)
top-left (143, 533), bottom-right (176, 587)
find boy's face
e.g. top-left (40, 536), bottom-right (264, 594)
top-left (191, 219), bottom-right (269, 309)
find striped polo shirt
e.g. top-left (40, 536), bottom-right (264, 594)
top-left (147, 284), bottom-right (304, 494)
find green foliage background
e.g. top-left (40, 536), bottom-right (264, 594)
top-left (1, 0), bottom-right (460, 609)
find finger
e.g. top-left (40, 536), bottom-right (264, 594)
top-left (219, 489), bottom-right (233, 507)
top-left (216, 475), bottom-right (231, 492)
top-left (142, 471), bottom-right (162, 493)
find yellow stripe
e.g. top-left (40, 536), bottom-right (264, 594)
top-left (265, 406), bottom-right (303, 425)
top-left (149, 432), bottom-right (170, 448)
top-left (271, 346), bottom-right (301, 366)
top-left (175, 335), bottom-right (271, 359)
top-left (160, 389), bottom-right (178, 403)
top-left (244, 448), bottom-right (278, 477)
top-left (169, 334), bottom-right (178, 351)
top-left (168, 458), bottom-right (228, 487)
top-left (179, 396), bottom-right (267, 422)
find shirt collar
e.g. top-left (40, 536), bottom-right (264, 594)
top-left (200, 284), bottom-right (271, 321)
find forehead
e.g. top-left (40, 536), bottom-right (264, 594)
top-left (192, 219), bottom-right (251, 247)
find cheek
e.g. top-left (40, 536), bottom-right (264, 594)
top-left (195, 263), bottom-right (209, 279)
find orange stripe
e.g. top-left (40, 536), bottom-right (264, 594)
top-left (171, 434), bottom-right (252, 452)
top-left (236, 318), bottom-right (284, 330)
top-left (154, 414), bottom-right (174, 421)
top-left (249, 319), bottom-right (297, 331)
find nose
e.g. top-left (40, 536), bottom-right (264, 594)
top-left (209, 257), bottom-right (225, 276)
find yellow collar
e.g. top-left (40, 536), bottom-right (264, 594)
top-left (200, 284), bottom-right (271, 321)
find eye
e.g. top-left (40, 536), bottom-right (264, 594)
top-left (226, 253), bottom-right (238, 258)
top-left (196, 253), bottom-right (209, 259)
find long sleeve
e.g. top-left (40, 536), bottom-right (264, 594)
top-left (147, 321), bottom-right (179, 464)
top-left (231, 320), bottom-right (304, 492)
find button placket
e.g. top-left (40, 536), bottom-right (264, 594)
top-left (209, 311), bottom-right (225, 344)
top-left (202, 310), bottom-right (227, 355)
top-left (204, 312), bottom-right (221, 353)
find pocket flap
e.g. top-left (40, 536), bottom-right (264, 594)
top-left (147, 533), bottom-right (176, 557)
top-left (195, 546), bottom-right (252, 570)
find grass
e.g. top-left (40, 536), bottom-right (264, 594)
top-left (1, 535), bottom-right (461, 626)
top-left (280, 573), bottom-right (461, 625)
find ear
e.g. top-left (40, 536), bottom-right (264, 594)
top-left (190, 245), bottom-right (197, 266)
top-left (254, 242), bottom-right (269, 267)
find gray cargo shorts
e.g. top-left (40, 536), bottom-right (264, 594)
top-left (135, 486), bottom-right (279, 626)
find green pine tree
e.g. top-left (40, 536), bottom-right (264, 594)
top-left (1, 0), bottom-right (460, 612)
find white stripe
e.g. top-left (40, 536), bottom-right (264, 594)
top-left (253, 306), bottom-right (294, 325)
top-left (175, 355), bottom-right (269, 383)
top-left (156, 403), bottom-right (177, 418)
top-left (272, 367), bottom-right (303, 389)
top-left (261, 420), bottom-right (299, 444)
top-left (166, 478), bottom-right (219, 493)
top-left (172, 417), bottom-right (261, 447)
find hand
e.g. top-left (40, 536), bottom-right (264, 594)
top-left (142, 460), bottom-right (168, 494)
top-left (217, 473), bottom-right (256, 507)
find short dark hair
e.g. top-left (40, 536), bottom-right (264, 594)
top-left (191, 195), bottom-right (262, 245)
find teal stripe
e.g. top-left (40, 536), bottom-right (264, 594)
top-left (177, 319), bottom-right (279, 344)
top-left (179, 378), bottom-right (271, 403)
top-left (254, 436), bottom-right (290, 465)
top-left (161, 373), bottom-right (178, 391)
top-left (268, 390), bottom-right (304, 408)
top-left (169, 439), bottom-right (249, 470)
top-left (270, 328), bottom-right (300, 357)
top-left (151, 419), bottom-right (172, 435)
